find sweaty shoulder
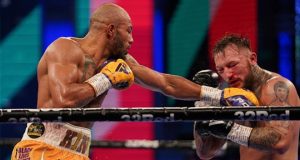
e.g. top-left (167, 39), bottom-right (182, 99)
top-left (44, 37), bottom-right (84, 64)
top-left (260, 74), bottom-right (299, 106)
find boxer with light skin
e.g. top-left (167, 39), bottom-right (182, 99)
top-left (194, 34), bottom-right (300, 160)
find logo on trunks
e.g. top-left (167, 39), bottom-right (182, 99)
top-left (59, 129), bottom-right (90, 154)
top-left (234, 110), bottom-right (290, 120)
top-left (121, 113), bottom-right (175, 122)
top-left (27, 122), bottom-right (45, 138)
top-left (15, 147), bottom-right (32, 159)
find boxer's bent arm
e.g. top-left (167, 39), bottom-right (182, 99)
top-left (41, 39), bottom-right (96, 108)
top-left (248, 78), bottom-right (300, 153)
top-left (47, 62), bottom-right (95, 107)
top-left (194, 127), bottom-right (226, 159)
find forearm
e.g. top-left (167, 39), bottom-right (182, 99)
top-left (131, 64), bottom-right (200, 100)
top-left (51, 83), bottom-right (96, 108)
top-left (159, 73), bottom-right (201, 100)
top-left (248, 127), bottom-right (284, 152)
top-left (209, 122), bottom-right (290, 154)
top-left (125, 54), bottom-right (201, 100)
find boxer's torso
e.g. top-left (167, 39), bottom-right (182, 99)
top-left (37, 37), bottom-right (108, 129)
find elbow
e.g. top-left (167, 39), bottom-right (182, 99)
top-left (271, 140), bottom-right (290, 154)
top-left (196, 151), bottom-right (215, 160)
top-left (54, 92), bottom-right (78, 107)
top-left (62, 100), bottom-right (77, 108)
top-left (55, 97), bottom-right (77, 108)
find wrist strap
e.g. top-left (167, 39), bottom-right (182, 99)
top-left (200, 86), bottom-right (222, 106)
top-left (85, 73), bottom-right (112, 97)
top-left (227, 123), bottom-right (252, 146)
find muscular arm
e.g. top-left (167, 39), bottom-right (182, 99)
top-left (38, 38), bottom-right (96, 108)
top-left (47, 62), bottom-right (95, 107)
top-left (124, 54), bottom-right (201, 100)
top-left (248, 78), bottom-right (300, 153)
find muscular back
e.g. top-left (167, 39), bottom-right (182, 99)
top-left (37, 37), bottom-right (107, 128)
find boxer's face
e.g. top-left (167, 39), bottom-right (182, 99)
top-left (111, 22), bottom-right (133, 58)
top-left (214, 44), bottom-right (256, 88)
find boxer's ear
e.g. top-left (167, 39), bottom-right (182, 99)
top-left (249, 51), bottom-right (257, 65)
top-left (106, 24), bottom-right (116, 38)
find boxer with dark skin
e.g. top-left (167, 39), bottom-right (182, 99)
top-left (36, 3), bottom-right (202, 129)
top-left (194, 35), bottom-right (300, 160)
top-left (11, 4), bottom-right (260, 159)
top-left (11, 3), bottom-right (204, 160)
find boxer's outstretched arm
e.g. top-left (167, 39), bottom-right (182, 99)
top-left (38, 39), bottom-right (96, 108)
top-left (124, 54), bottom-right (201, 100)
top-left (248, 78), bottom-right (300, 153)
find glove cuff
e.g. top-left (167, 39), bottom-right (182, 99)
top-left (227, 123), bottom-right (253, 146)
top-left (200, 86), bottom-right (222, 106)
top-left (85, 73), bottom-right (112, 97)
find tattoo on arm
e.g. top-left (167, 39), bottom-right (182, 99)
top-left (248, 81), bottom-right (296, 151)
top-left (81, 56), bottom-right (97, 82)
top-left (271, 81), bottom-right (290, 106)
top-left (249, 127), bottom-right (281, 150)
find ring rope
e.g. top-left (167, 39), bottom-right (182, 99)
top-left (0, 106), bottom-right (294, 123)
top-left (0, 138), bottom-right (196, 149)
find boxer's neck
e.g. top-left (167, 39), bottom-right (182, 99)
top-left (244, 65), bottom-right (272, 97)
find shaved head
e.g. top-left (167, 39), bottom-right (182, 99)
top-left (90, 3), bottom-right (131, 30)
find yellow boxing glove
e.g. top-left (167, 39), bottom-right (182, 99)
top-left (85, 59), bottom-right (134, 97)
top-left (200, 86), bottom-right (259, 107)
top-left (100, 59), bottom-right (134, 90)
top-left (221, 88), bottom-right (259, 106)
